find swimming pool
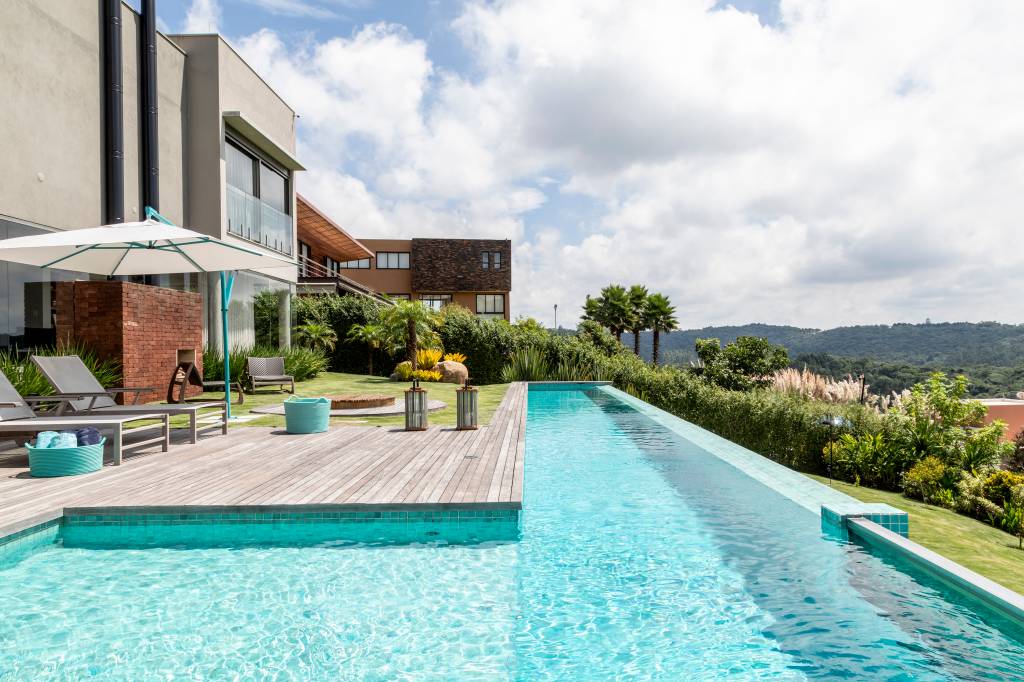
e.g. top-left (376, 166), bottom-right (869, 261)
top-left (2, 385), bottom-right (1024, 679)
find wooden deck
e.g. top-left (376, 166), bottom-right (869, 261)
top-left (0, 383), bottom-right (527, 537)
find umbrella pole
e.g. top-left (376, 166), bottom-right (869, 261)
top-left (220, 271), bottom-right (236, 420)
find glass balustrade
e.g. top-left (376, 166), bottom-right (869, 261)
top-left (226, 185), bottom-right (294, 256)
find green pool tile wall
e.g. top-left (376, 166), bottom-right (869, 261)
top-left (0, 519), bottom-right (60, 569)
top-left (0, 508), bottom-right (521, 566)
top-left (61, 508), bottom-right (520, 549)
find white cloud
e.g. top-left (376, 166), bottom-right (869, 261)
top-left (182, 0), bottom-right (220, 33)
top-left (233, 0), bottom-right (1024, 327)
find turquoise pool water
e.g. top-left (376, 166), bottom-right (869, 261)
top-left (2, 386), bottom-right (1024, 679)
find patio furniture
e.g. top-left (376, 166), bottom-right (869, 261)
top-left (167, 349), bottom-right (243, 405)
top-left (283, 396), bottom-right (330, 434)
top-left (0, 372), bottom-right (169, 465)
top-left (31, 355), bottom-right (227, 444)
top-left (246, 357), bottom-right (295, 394)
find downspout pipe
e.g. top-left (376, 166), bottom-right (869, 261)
top-left (140, 0), bottom-right (159, 211)
top-left (103, 0), bottom-right (124, 223)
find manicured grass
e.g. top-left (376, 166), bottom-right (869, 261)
top-left (808, 475), bottom-right (1024, 594)
top-left (195, 372), bottom-right (510, 430)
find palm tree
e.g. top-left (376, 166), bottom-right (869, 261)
top-left (646, 293), bottom-right (678, 366)
top-left (347, 323), bottom-right (386, 375)
top-left (292, 322), bottom-right (338, 354)
top-left (381, 300), bottom-right (439, 370)
top-left (626, 285), bottom-right (649, 355)
top-left (598, 284), bottom-right (631, 343)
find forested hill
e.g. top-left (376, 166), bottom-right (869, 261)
top-left (626, 321), bottom-right (1024, 367)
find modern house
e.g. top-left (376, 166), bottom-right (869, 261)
top-left (294, 207), bottom-right (513, 320)
top-left (0, 1), bottom-right (301, 360)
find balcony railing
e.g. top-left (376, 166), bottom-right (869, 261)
top-left (226, 185), bottom-right (294, 256)
top-left (297, 255), bottom-right (393, 305)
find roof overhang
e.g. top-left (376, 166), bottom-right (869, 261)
top-left (223, 111), bottom-right (305, 171)
top-left (296, 194), bottom-right (374, 261)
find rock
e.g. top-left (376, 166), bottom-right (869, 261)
top-left (434, 360), bottom-right (469, 384)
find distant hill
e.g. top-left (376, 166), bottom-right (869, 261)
top-left (626, 322), bottom-right (1024, 367)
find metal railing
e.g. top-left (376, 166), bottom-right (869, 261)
top-left (297, 255), bottom-right (393, 304)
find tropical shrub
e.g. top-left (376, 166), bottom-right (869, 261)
top-left (501, 348), bottom-right (551, 383)
top-left (392, 361), bottom-right (413, 381)
top-left (1005, 429), bottom-right (1024, 473)
top-left (903, 456), bottom-right (955, 507)
top-left (416, 348), bottom-right (443, 369)
top-left (1002, 486), bottom-right (1024, 549)
top-left (294, 294), bottom-right (385, 374)
top-left (983, 470), bottom-right (1024, 507)
top-left (293, 322), bottom-right (338, 353)
top-left (437, 305), bottom-right (521, 384)
top-left (410, 369), bottom-right (443, 382)
top-left (443, 352), bottom-right (467, 363)
top-left (203, 344), bottom-right (328, 383)
top-left (954, 473), bottom-right (1004, 522)
top-left (0, 342), bottom-right (121, 396)
top-left (827, 432), bottom-right (912, 489)
top-left (381, 301), bottom-right (440, 370)
top-left (346, 323), bottom-right (387, 376)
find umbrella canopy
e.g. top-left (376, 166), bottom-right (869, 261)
top-left (0, 219), bottom-right (294, 275)
top-left (0, 213), bottom-right (297, 420)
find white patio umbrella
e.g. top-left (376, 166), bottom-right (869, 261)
top-left (0, 209), bottom-right (294, 418)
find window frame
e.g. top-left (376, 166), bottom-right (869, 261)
top-left (339, 258), bottom-right (371, 269)
top-left (481, 251), bottom-right (502, 270)
top-left (225, 132), bottom-right (292, 216)
top-left (419, 294), bottom-right (452, 311)
top-left (324, 256), bottom-right (341, 277)
top-left (376, 251), bottom-right (411, 269)
top-left (476, 294), bottom-right (505, 315)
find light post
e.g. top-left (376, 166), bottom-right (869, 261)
top-left (819, 414), bottom-right (849, 486)
top-left (553, 304), bottom-right (558, 331)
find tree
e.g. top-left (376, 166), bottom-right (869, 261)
top-left (627, 285), bottom-right (649, 355)
top-left (646, 293), bottom-right (678, 366)
top-left (292, 322), bottom-right (337, 354)
top-left (380, 300), bottom-right (439, 370)
top-left (346, 323), bottom-right (386, 375)
top-left (693, 336), bottom-right (788, 390)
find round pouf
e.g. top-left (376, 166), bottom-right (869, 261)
top-left (27, 440), bottom-right (105, 477)
top-left (283, 397), bottom-right (331, 434)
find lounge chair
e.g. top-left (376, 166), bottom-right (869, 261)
top-left (31, 355), bottom-right (227, 444)
top-left (246, 357), bottom-right (295, 394)
top-left (0, 372), bottom-right (169, 465)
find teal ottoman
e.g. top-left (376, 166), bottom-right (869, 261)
top-left (27, 438), bottom-right (106, 477)
top-left (283, 397), bottom-right (330, 434)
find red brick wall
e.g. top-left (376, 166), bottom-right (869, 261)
top-left (54, 281), bottom-right (204, 403)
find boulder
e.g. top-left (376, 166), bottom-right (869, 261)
top-left (434, 360), bottom-right (469, 384)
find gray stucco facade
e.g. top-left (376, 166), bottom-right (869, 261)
top-left (0, 0), bottom-right (301, 350)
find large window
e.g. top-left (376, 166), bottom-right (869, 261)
top-left (481, 251), bottom-right (502, 270)
top-left (324, 256), bottom-right (341, 277)
top-left (297, 241), bottom-right (311, 276)
top-left (476, 294), bottom-right (504, 317)
top-left (376, 252), bottom-right (410, 269)
top-left (420, 294), bottom-right (452, 311)
top-left (225, 135), bottom-right (293, 256)
top-left (387, 293), bottom-right (411, 300)
top-left (340, 258), bottom-right (371, 269)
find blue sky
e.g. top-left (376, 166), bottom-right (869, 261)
top-left (156, 0), bottom-right (1024, 329)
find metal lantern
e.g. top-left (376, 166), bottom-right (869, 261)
top-left (405, 379), bottom-right (429, 431)
top-left (456, 379), bottom-right (478, 431)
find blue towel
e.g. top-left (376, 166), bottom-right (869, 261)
top-left (34, 431), bottom-right (59, 449)
top-left (52, 432), bottom-right (78, 448)
top-left (75, 427), bottom-right (102, 446)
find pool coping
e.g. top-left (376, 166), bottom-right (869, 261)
top-left (593, 384), bottom-right (1024, 613)
top-left (849, 518), bottom-right (1024, 623)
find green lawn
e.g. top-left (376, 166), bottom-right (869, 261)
top-left (808, 475), bottom-right (1024, 594)
top-left (194, 372), bottom-right (510, 430)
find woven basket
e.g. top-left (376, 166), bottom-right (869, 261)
top-left (283, 397), bottom-right (330, 434)
top-left (27, 438), bottom-right (106, 477)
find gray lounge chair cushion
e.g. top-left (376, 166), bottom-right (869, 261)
top-left (0, 372), bottom-right (38, 421)
top-left (31, 355), bottom-right (119, 410)
top-left (32, 354), bottom-right (221, 415)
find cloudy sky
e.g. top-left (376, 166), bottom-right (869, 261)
top-left (158, 0), bottom-right (1024, 330)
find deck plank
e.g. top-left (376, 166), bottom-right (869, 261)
top-left (0, 383), bottom-right (529, 536)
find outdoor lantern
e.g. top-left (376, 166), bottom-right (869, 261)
top-left (405, 378), bottom-right (429, 431)
top-left (456, 378), bottom-right (479, 431)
